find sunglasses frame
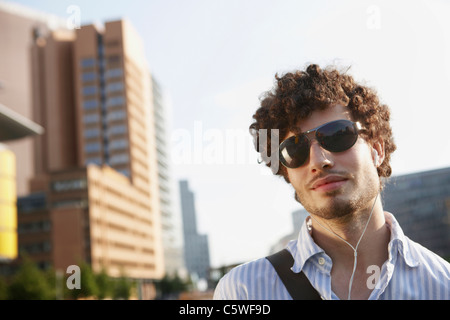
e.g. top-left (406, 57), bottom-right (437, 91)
top-left (279, 119), bottom-right (362, 169)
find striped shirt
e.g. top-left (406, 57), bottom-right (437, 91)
top-left (213, 212), bottom-right (450, 300)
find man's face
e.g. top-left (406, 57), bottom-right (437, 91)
top-left (285, 104), bottom-right (381, 220)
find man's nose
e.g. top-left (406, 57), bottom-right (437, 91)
top-left (308, 140), bottom-right (333, 172)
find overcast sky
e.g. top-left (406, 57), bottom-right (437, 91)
top-left (6, 0), bottom-right (450, 268)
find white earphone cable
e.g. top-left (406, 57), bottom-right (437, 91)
top-left (310, 192), bottom-right (379, 300)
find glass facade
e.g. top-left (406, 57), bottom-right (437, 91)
top-left (79, 33), bottom-right (129, 172)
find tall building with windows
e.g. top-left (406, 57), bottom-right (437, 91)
top-left (152, 76), bottom-right (185, 277)
top-left (382, 167), bottom-right (450, 259)
top-left (73, 20), bottom-right (155, 191)
top-left (179, 180), bottom-right (210, 282)
top-left (1, 3), bottom-right (167, 298)
top-left (27, 19), bottom-right (165, 290)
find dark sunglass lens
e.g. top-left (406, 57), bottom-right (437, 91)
top-left (279, 135), bottom-right (310, 168)
top-left (317, 120), bottom-right (358, 152)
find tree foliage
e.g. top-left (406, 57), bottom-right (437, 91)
top-left (0, 257), bottom-right (137, 300)
top-left (6, 255), bottom-right (54, 300)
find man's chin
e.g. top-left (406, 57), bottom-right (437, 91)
top-left (302, 195), bottom-right (356, 220)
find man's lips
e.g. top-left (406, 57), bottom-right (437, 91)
top-left (310, 175), bottom-right (348, 191)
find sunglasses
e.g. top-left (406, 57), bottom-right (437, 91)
top-left (279, 119), bottom-right (362, 168)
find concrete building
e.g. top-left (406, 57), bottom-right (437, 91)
top-left (0, 103), bottom-right (43, 262)
top-left (0, 2), bottom-right (172, 298)
top-left (179, 180), bottom-right (211, 283)
top-left (152, 76), bottom-right (185, 277)
top-left (19, 165), bottom-right (161, 280)
top-left (26, 18), bottom-right (164, 289)
top-left (0, 1), bottom-right (65, 196)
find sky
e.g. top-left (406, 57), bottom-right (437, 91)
top-left (5, 0), bottom-right (450, 268)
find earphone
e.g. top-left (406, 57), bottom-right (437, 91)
top-left (310, 192), bottom-right (380, 300)
top-left (372, 148), bottom-right (378, 167)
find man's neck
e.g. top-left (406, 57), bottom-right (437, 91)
top-left (308, 197), bottom-right (391, 299)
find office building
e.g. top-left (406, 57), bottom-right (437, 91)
top-left (1, 2), bottom-right (169, 298)
top-left (19, 165), bottom-right (161, 280)
top-left (152, 76), bottom-right (185, 277)
top-left (179, 180), bottom-right (210, 282)
top-left (382, 167), bottom-right (450, 259)
top-left (29, 18), bottom-right (163, 285)
top-left (0, 103), bottom-right (43, 261)
top-left (0, 1), bottom-right (65, 196)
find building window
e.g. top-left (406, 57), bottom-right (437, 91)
top-left (80, 58), bottom-right (96, 68)
top-left (17, 221), bottom-right (51, 234)
top-left (106, 110), bottom-right (126, 122)
top-left (85, 157), bottom-right (102, 166)
top-left (17, 193), bottom-right (46, 213)
top-left (84, 128), bottom-right (100, 138)
top-left (81, 72), bottom-right (97, 82)
top-left (106, 68), bottom-right (123, 78)
top-left (107, 96), bottom-right (125, 107)
top-left (52, 179), bottom-right (88, 192)
top-left (108, 124), bottom-right (127, 136)
top-left (83, 113), bottom-right (100, 124)
top-left (109, 139), bottom-right (128, 151)
top-left (106, 82), bottom-right (124, 93)
top-left (83, 99), bottom-right (98, 110)
top-left (85, 142), bottom-right (101, 153)
top-left (53, 199), bottom-right (88, 209)
top-left (109, 153), bottom-right (129, 165)
top-left (19, 241), bottom-right (52, 254)
top-left (83, 86), bottom-right (98, 96)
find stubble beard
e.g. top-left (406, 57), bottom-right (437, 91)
top-left (296, 178), bottom-right (379, 223)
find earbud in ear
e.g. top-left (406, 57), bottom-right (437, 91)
top-left (372, 148), bottom-right (379, 166)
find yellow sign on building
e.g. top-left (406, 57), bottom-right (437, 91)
top-left (0, 147), bottom-right (17, 260)
top-left (0, 103), bottom-right (43, 261)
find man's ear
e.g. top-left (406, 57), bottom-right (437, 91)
top-left (372, 140), bottom-right (385, 167)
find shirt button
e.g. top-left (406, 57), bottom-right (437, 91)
top-left (318, 257), bottom-right (325, 265)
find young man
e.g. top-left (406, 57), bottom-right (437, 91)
top-left (213, 64), bottom-right (450, 300)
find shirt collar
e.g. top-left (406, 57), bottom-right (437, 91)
top-left (287, 211), bottom-right (420, 272)
top-left (384, 211), bottom-right (420, 268)
top-left (287, 216), bottom-right (324, 273)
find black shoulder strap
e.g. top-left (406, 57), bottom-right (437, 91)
top-left (266, 249), bottom-right (321, 300)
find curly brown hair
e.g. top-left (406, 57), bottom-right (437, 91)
top-left (249, 64), bottom-right (396, 186)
